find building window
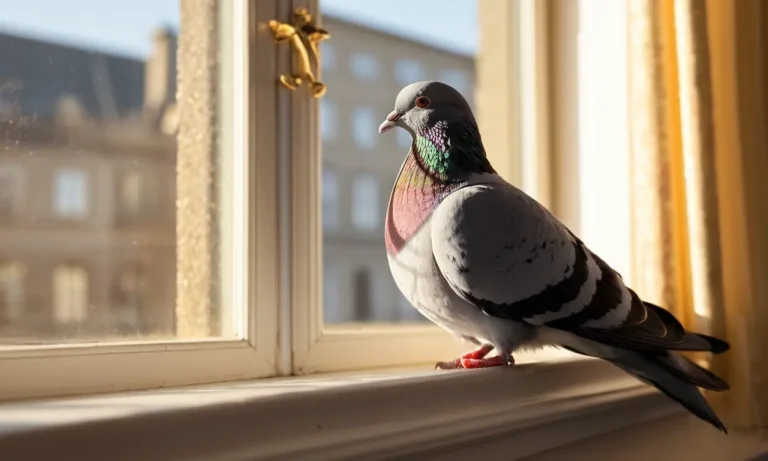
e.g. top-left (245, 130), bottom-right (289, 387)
top-left (322, 168), bottom-right (339, 230)
top-left (120, 171), bottom-right (157, 217)
top-left (351, 174), bottom-right (379, 230)
top-left (438, 68), bottom-right (472, 96)
top-left (0, 165), bottom-right (24, 216)
top-left (112, 265), bottom-right (148, 334)
top-left (53, 169), bottom-right (88, 218)
top-left (320, 42), bottom-right (336, 71)
top-left (352, 267), bottom-right (372, 321)
top-left (320, 99), bottom-right (338, 142)
top-left (52, 264), bottom-right (89, 324)
top-left (351, 106), bottom-right (377, 150)
top-left (349, 52), bottom-right (379, 82)
top-left (0, 262), bottom-right (26, 320)
top-left (396, 129), bottom-right (412, 150)
top-left (394, 59), bottom-right (426, 86)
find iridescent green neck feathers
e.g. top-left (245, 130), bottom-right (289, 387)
top-left (412, 118), bottom-right (494, 183)
top-left (385, 118), bottom-right (495, 255)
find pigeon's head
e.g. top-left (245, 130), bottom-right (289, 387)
top-left (378, 81), bottom-right (476, 137)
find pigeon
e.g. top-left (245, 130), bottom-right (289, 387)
top-left (379, 80), bottom-right (731, 433)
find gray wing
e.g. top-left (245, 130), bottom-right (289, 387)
top-left (430, 180), bottom-right (723, 354)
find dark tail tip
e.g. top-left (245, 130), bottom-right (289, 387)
top-left (713, 417), bottom-right (729, 434)
top-left (696, 333), bottom-right (730, 354)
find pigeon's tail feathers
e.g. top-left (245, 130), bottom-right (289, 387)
top-left (611, 352), bottom-right (728, 434)
top-left (652, 351), bottom-right (730, 391)
top-left (673, 332), bottom-right (731, 354)
top-left (691, 333), bottom-right (730, 354)
top-left (571, 296), bottom-right (731, 355)
top-left (641, 301), bottom-right (730, 354)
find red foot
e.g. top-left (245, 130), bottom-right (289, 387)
top-left (460, 344), bottom-right (494, 360)
top-left (460, 356), bottom-right (506, 369)
top-left (435, 345), bottom-right (515, 370)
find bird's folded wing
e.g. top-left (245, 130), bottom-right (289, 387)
top-left (431, 182), bottom-right (712, 353)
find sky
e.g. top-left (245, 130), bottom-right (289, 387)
top-left (0, 0), bottom-right (477, 58)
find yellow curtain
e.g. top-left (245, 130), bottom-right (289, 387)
top-left (628, 0), bottom-right (768, 430)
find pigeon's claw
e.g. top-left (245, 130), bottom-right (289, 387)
top-left (460, 355), bottom-right (508, 369)
top-left (435, 358), bottom-right (462, 370)
top-left (435, 344), bottom-right (496, 370)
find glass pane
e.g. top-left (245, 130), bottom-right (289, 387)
top-left (0, 0), bottom-right (235, 343)
top-left (320, 0), bottom-right (477, 324)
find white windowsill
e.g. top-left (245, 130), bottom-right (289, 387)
top-left (0, 357), bottom-right (680, 461)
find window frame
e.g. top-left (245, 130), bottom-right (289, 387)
top-left (288, 0), bottom-right (570, 374)
top-left (288, 0), bottom-right (475, 374)
top-left (0, 2), bottom-right (677, 452)
top-left (0, 0), bottom-right (280, 401)
top-left (0, 0), bottom-right (647, 402)
top-left (290, 0), bottom-right (638, 375)
top-left (0, 359), bottom-right (674, 461)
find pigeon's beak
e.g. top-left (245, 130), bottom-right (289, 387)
top-left (378, 111), bottom-right (401, 134)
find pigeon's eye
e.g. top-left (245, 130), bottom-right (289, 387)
top-left (415, 96), bottom-right (431, 108)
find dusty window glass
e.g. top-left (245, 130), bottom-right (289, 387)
top-left (0, 0), bottom-right (233, 344)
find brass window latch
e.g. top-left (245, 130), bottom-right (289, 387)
top-left (269, 7), bottom-right (330, 99)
